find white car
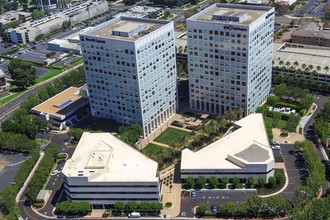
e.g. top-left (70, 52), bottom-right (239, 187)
top-left (51, 170), bottom-right (60, 176)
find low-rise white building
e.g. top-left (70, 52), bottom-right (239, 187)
top-left (0, 70), bottom-right (11, 92)
top-left (181, 113), bottom-right (274, 181)
top-left (62, 132), bottom-right (161, 206)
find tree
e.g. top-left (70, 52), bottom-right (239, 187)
top-left (300, 94), bottom-right (313, 109)
top-left (68, 128), bottom-right (84, 141)
top-left (138, 202), bottom-right (151, 212)
top-left (247, 195), bottom-right (263, 217)
top-left (273, 84), bottom-right (286, 99)
top-left (196, 204), bottom-right (207, 216)
top-left (195, 176), bottom-right (206, 189)
top-left (114, 201), bottom-right (125, 212)
top-left (184, 8), bottom-right (198, 19)
top-left (38, 87), bottom-right (49, 102)
top-left (232, 177), bottom-right (240, 186)
top-left (20, 95), bottom-right (39, 111)
top-left (267, 96), bottom-right (279, 106)
top-left (220, 176), bottom-right (228, 185)
top-left (275, 172), bottom-right (285, 185)
top-left (268, 176), bottom-right (276, 188)
top-left (209, 176), bottom-right (218, 189)
top-left (32, 9), bottom-right (44, 20)
top-left (126, 201), bottom-right (138, 212)
top-left (8, 59), bottom-right (37, 89)
top-left (266, 195), bottom-right (290, 216)
top-left (186, 176), bottom-right (195, 189)
top-left (219, 201), bottom-right (236, 217)
top-left (258, 178), bottom-right (265, 187)
top-left (247, 177), bottom-right (255, 187)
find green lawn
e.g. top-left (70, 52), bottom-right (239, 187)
top-left (142, 143), bottom-right (174, 167)
top-left (36, 68), bottom-right (66, 84)
top-left (154, 127), bottom-right (190, 146)
top-left (265, 116), bottom-right (287, 129)
top-left (71, 57), bottom-right (83, 66)
top-left (0, 92), bottom-right (23, 106)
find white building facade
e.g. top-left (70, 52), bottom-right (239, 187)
top-left (181, 114), bottom-right (275, 181)
top-left (62, 132), bottom-right (161, 206)
top-left (80, 17), bottom-right (177, 138)
top-left (187, 4), bottom-right (274, 116)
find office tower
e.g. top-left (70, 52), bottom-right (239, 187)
top-left (187, 4), bottom-right (274, 116)
top-left (80, 17), bottom-right (177, 138)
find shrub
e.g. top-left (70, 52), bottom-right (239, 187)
top-left (280, 132), bottom-right (288, 137)
top-left (232, 177), bottom-right (240, 186)
top-left (165, 202), bottom-right (173, 208)
top-left (268, 176), bottom-right (276, 188)
top-left (258, 178), bottom-right (265, 187)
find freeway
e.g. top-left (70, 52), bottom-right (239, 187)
top-left (0, 64), bottom-right (83, 122)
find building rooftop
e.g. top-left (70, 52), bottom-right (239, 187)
top-left (292, 22), bottom-right (330, 39)
top-left (181, 114), bottom-right (273, 170)
top-left (81, 17), bottom-right (170, 41)
top-left (187, 3), bottom-right (273, 25)
top-left (31, 86), bottom-right (89, 118)
top-left (62, 132), bottom-right (159, 182)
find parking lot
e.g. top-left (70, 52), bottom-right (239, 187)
top-left (180, 189), bottom-right (257, 217)
top-left (280, 144), bottom-right (306, 199)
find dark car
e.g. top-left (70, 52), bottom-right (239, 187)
top-left (211, 204), bottom-right (218, 213)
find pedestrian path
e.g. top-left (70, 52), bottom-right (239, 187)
top-left (150, 141), bottom-right (170, 148)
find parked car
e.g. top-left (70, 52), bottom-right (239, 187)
top-left (191, 191), bottom-right (196, 197)
top-left (211, 204), bottom-right (218, 213)
top-left (51, 170), bottom-right (60, 176)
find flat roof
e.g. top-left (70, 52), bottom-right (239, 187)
top-left (31, 86), bottom-right (88, 118)
top-left (188, 4), bottom-right (272, 25)
top-left (83, 17), bottom-right (169, 41)
top-left (62, 132), bottom-right (159, 182)
top-left (181, 114), bottom-right (273, 170)
top-left (273, 42), bottom-right (330, 75)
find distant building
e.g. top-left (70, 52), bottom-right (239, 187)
top-left (80, 16), bottom-right (177, 138)
top-left (0, 69), bottom-right (11, 92)
top-left (187, 4), bottom-right (275, 116)
top-left (35, 0), bottom-right (66, 10)
top-left (274, 0), bottom-right (297, 5)
top-left (0, 11), bottom-right (32, 30)
top-left (7, 0), bottom-right (108, 44)
top-left (115, 6), bottom-right (164, 19)
top-left (31, 86), bottom-right (90, 130)
top-left (181, 113), bottom-right (275, 181)
top-left (62, 132), bottom-right (161, 207)
top-left (47, 27), bottom-right (93, 54)
top-left (291, 22), bottom-right (330, 47)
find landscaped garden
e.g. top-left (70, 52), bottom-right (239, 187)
top-left (154, 127), bottom-right (190, 146)
top-left (142, 143), bottom-right (175, 168)
top-left (256, 83), bottom-right (313, 141)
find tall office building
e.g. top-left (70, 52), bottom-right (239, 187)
top-left (187, 4), bottom-right (274, 116)
top-left (80, 17), bottom-right (177, 138)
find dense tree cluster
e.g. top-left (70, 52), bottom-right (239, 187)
top-left (8, 59), bottom-right (37, 89)
top-left (55, 201), bottom-right (91, 216)
top-left (197, 195), bottom-right (290, 218)
top-left (0, 131), bottom-right (36, 153)
top-left (118, 124), bottom-right (143, 146)
top-left (313, 98), bottom-right (330, 144)
top-left (26, 145), bottom-right (58, 201)
top-left (113, 201), bottom-right (163, 213)
top-left (1, 109), bottom-right (37, 139)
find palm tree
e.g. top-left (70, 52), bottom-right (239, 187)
top-left (225, 109), bottom-right (236, 126)
top-left (285, 61), bottom-right (291, 69)
top-left (324, 66), bottom-right (329, 73)
top-left (216, 116), bottom-right (227, 137)
top-left (316, 66), bottom-right (321, 72)
top-left (293, 61), bottom-right (299, 68)
top-left (279, 60), bottom-right (284, 66)
top-left (308, 64), bottom-right (313, 71)
top-left (181, 135), bottom-right (190, 149)
top-left (207, 120), bottom-right (218, 140)
top-left (234, 107), bottom-right (244, 120)
top-left (301, 63), bottom-right (306, 70)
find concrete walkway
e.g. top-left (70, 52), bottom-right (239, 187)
top-left (299, 103), bottom-right (317, 131)
top-left (151, 141), bottom-right (170, 148)
top-left (272, 128), bottom-right (305, 144)
top-left (16, 151), bottom-right (45, 203)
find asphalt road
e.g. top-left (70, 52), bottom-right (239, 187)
top-left (18, 132), bottom-right (75, 220)
top-left (180, 190), bottom-right (257, 217)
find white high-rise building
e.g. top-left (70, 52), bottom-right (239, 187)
top-left (187, 4), bottom-right (274, 116)
top-left (80, 17), bottom-right (177, 138)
